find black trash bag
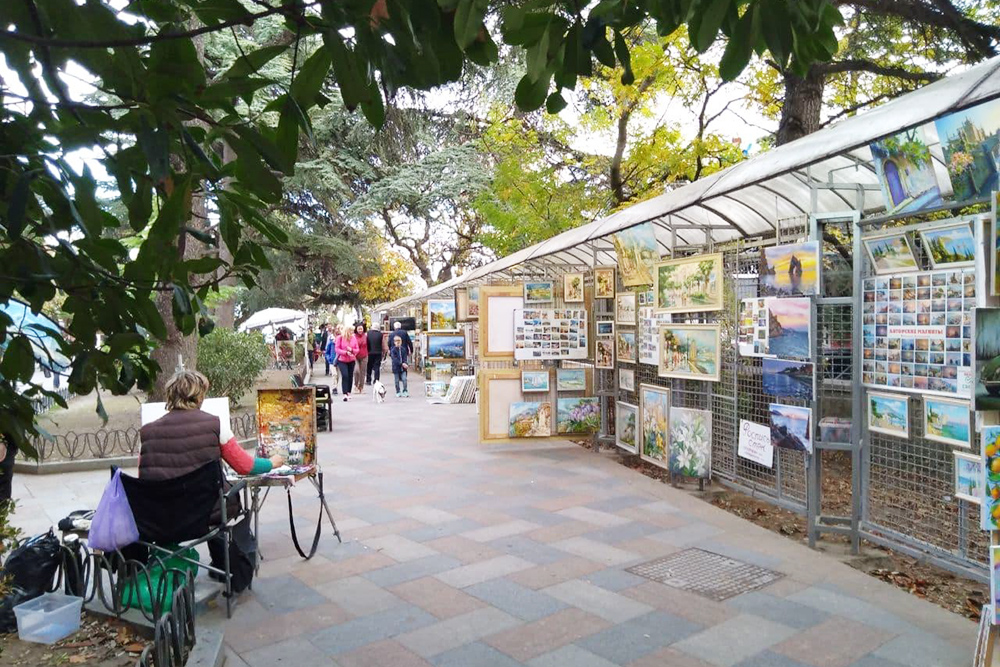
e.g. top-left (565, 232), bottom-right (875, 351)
top-left (0, 587), bottom-right (30, 634)
top-left (3, 530), bottom-right (62, 598)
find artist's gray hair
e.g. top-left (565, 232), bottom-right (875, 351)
top-left (165, 370), bottom-right (209, 411)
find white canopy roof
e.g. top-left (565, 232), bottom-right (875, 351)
top-left (379, 56), bottom-right (1000, 311)
top-left (238, 308), bottom-right (309, 335)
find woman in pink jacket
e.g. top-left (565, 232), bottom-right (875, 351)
top-left (334, 324), bottom-right (360, 401)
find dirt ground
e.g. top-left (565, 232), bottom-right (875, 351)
top-left (0, 614), bottom-right (146, 666)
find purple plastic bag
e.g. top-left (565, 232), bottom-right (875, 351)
top-left (88, 469), bottom-right (139, 552)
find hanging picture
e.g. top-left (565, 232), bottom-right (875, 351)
top-left (564, 273), bottom-right (585, 303)
top-left (993, 192), bottom-right (1000, 296)
top-left (760, 241), bottom-right (821, 296)
top-left (919, 222), bottom-right (976, 269)
top-left (669, 407), bottom-right (711, 478)
top-left (738, 298), bottom-right (771, 358)
top-left (524, 281), bottom-right (555, 304)
top-left (923, 396), bottom-right (970, 448)
top-left (616, 331), bottom-right (636, 364)
top-left (976, 307), bottom-right (1000, 411)
top-left (869, 126), bottom-right (944, 214)
top-left (616, 292), bottom-right (636, 325)
top-left (427, 334), bottom-right (466, 360)
top-left (638, 307), bottom-right (670, 365)
top-left (991, 546), bottom-right (1000, 625)
top-left (637, 289), bottom-right (654, 307)
top-left (256, 388), bottom-right (317, 467)
top-left (521, 370), bottom-right (550, 393)
top-left (653, 253), bottom-right (724, 313)
top-left (619, 367), bottom-right (635, 392)
top-left (982, 425), bottom-right (1000, 530)
top-left (556, 397), bottom-right (600, 434)
top-left (639, 384), bottom-right (670, 468)
top-left (954, 451), bottom-right (982, 504)
top-left (596, 336), bottom-right (615, 369)
top-left (764, 297), bottom-right (811, 359)
top-left (769, 403), bottom-right (813, 454)
top-left (867, 391), bottom-right (909, 439)
top-left (594, 267), bottom-right (616, 298)
top-left (935, 98), bottom-right (1000, 203)
top-left (513, 308), bottom-right (588, 361)
top-left (596, 320), bottom-right (615, 336)
top-left (612, 223), bottom-right (660, 287)
top-left (615, 402), bottom-right (639, 454)
top-left (862, 234), bottom-right (919, 274)
top-left (762, 358), bottom-right (815, 401)
top-left (556, 368), bottom-right (586, 391)
top-left (509, 402), bottom-right (552, 437)
top-left (657, 324), bottom-right (721, 382)
top-left (468, 286), bottom-right (480, 319)
top-left (428, 299), bottom-right (459, 332)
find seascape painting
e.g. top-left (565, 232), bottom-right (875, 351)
top-left (640, 384), bottom-right (670, 468)
top-left (524, 281), bottom-right (555, 304)
top-left (923, 396), bottom-right (970, 448)
top-left (868, 391), bottom-right (909, 439)
top-left (975, 308), bottom-right (1000, 411)
top-left (669, 407), bottom-right (711, 477)
top-left (654, 253), bottom-right (724, 313)
top-left (564, 273), bottom-right (585, 303)
top-left (760, 241), bottom-right (820, 296)
top-left (428, 299), bottom-right (458, 332)
top-left (521, 370), bottom-right (550, 393)
top-left (613, 223), bottom-right (660, 287)
top-left (935, 98), bottom-right (1000, 202)
top-left (596, 320), bottom-right (614, 336)
top-left (616, 292), bottom-right (637, 325)
top-left (557, 397), bottom-right (600, 434)
top-left (863, 234), bottom-right (919, 274)
top-left (595, 267), bottom-right (616, 298)
top-left (869, 127), bottom-right (943, 214)
top-left (919, 223), bottom-right (976, 269)
top-left (764, 297), bottom-right (810, 359)
top-left (982, 425), bottom-right (1000, 530)
top-left (617, 331), bottom-right (636, 363)
top-left (509, 402), bottom-right (552, 437)
top-left (657, 324), bottom-right (721, 382)
top-left (556, 368), bottom-right (587, 391)
top-left (769, 403), bottom-right (813, 454)
top-left (762, 358), bottom-right (814, 401)
top-left (427, 334), bottom-right (466, 360)
top-left (953, 451), bottom-right (981, 504)
top-left (615, 402), bottom-right (638, 454)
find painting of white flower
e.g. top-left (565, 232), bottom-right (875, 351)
top-left (669, 407), bottom-right (712, 478)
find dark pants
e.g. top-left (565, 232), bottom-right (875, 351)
top-left (0, 436), bottom-right (16, 504)
top-left (367, 353), bottom-right (382, 382)
top-left (336, 360), bottom-right (355, 395)
top-left (393, 369), bottom-right (408, 394)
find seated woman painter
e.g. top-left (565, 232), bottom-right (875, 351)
top-left (137, 370), bottom-right (283, 576)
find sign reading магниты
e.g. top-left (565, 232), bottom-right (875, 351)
top-left (738, 419), bottom-right (773, 468)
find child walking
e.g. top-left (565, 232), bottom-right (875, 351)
top-left (389, 334), bottom-right (409, 398)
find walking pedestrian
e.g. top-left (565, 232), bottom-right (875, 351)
top-left (333, 324), bottom-right (359, 401)
top-left (318, 323), bottom-right (332, 376)
top-left (391, 321), bottom-right (413, 356)
top-left (389, 332), bottom-right (409, 398)
top-left (352, 322), bottom-right (369, 394)
top-left (366, 322), bottom-right (386, 384)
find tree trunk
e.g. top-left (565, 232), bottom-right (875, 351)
top-left (213, 141), bottom-right (237, 329)
top-left (776, 66), bottom-right (826, 146)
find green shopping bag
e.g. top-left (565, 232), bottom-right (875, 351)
top-left (121, 547), bottom-right (199, 614)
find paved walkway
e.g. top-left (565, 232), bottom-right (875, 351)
top-left (14, 376), bottom-right (975, 666)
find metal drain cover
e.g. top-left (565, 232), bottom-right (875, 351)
top-left (626, 548), bottom-right (784, 601)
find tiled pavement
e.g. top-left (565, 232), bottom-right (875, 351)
top-left (14, 376), bottom-right (975, 666)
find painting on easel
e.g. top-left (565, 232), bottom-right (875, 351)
top-left (257, 388), bottom-right (317, 466)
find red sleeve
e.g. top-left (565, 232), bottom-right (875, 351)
top-left (220, 437), bottom-right (256, 475)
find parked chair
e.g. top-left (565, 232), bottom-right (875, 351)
top-left (314, 384), bottom-right (332, 432)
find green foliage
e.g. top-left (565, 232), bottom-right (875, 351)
top-left (197, 329), bottom-right (271, 407)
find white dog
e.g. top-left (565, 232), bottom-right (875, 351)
top-left (372, 379), bottom-right (387, 403)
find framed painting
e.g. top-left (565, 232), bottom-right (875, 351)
top-left (594, 267), bottom-right (616, 298)
top-left (769, 403), bottom-right (813, 454)
top-left (919, 222), bottom-right (975, 269)
top-left (596, 320), bottom-right (615, 336)
top-left (596, 336), bottom-right (615, 369)
top-left (257, 388), bottom-right (317, 467)
top-left (764, 297), bottom-right (810, 359)
top-left (612, 223), bottom-right (659, 287)
top-left (993, 192), bottom-right (1000, 296)
top-left (428, 298), bottom-right (459, 332)
top-left (480, 285), bottom-right (524, 360)
top-left (760, 241), bottom-right (821, 296)
top-left (509, 402), bottom-right (552, 437)
top-left (762, 358), bottom-right (814, 401)
top-left (669, 407), bottom-right (711, 478)
top-left (976, 307), bottom-right (1000, 411)
top-left (922, 396), bottom-right (970, 448)
top-left (427, 334), bottom-right (466, 361)
top-left (867, 391), bottom-right (909, 439)
top-left (563, 273), bottom-right (585, 303)
top-left (524, 281), bottom-right (555, 304)
top-left (521, 370), bottom-right (550, 393)
top-left (556, 397), bottom-right (600, 434)
top-left (616, 330), bottom-right (636, 364)
top-left (616, 292), bottom-right (636, 325)
top-left (953, 451), bottom-right (981, 504)
top-left (870, 126), bottom-right (943, 215)
top-left (619, 367), bottom-right (635, 392)
top-left (468, 286), bottom-right (480, 319)
top-left (615, 402), bottom-right (638, 454)
top-left (983, 425), bottom-right (1000, 529)
top-left (862, 233), bottom-right (919, 274)
top-left (935, 100), bottom-right (1000, 203)
top-left (654, 253), bottom-right (724, 313)
top-left (657, 324), bottom-right (721, 382)
top-left (479, 368), bottom-right (522, 441)
top-left (556, 368), bottom-right (587, 391)
top-left (639, 384), bottom-right (670, 469)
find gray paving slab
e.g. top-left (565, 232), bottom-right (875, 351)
top-left (248, 574), bottom-right (329, 614)
top-left (430, 642), bottom-right (528, 667)
top-left (526, 645), bottom-right (619, 667)
top-left (435, 555), bottom-right (535, 588)
top-left (725, 592), bottom-right (829, 630)
top-left (364, 555), bottom-right (465, 588)
top-left (309, 604), bottom-right (438, 656)
top-left (672, 614), bottom-right (798, 667)
top-left (396, 607), bottom-right (521, 658)
top-left (872, 633), bottom-right (967, 667)
top-left (648, 522), bottom-right (725, 547)
top-left (465, 579), bottom-right (568, 621)
top-left (576, 610), bottom-right (703, 664)
top-left (402, 518), bottom-right (485, 542)
top-left (785, 587), bottom-right (918, 635)
top-left (581, 567), bottom-right (647, 592)
top-left (486, 535), bottom-right (572, 565)
top-left (585, 495), bottom-right (654, 512)
top-left (542, 580), bottom-right (654, 623)
top-left (732, 651), bottom-right (813, 667)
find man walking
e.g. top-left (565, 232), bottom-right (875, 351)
top-left (318, 323), bottom-right (332, 376)
top-left (366, 322), bottom-right (386, 384)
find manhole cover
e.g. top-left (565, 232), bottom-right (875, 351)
top-left (626, 548), bottom-right (784, 601)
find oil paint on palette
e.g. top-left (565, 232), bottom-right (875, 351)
top-left (869, 126), bottom-right (944, 215)
top-left (257, 388), bottom-right (316, 466)
top-left (919, 223), bottom-right (975, 269)
top-left (762, 358), bottom-right (814, 401)
top-left (653, 253), bottom-right (724, 314)
top-left (983, 425), bottom-right (1000, 530)
top-left (657, 324), bottom-right (720, 382)
top-left (509, 402), bottom-right (552, 437)
top-left (976, 307), bottom-right (1000, 410)
top-left (769, 403), bottom-right (813, 454)
top-left (953, 451), bottom-right (981, 504)
top-left (669, 407), bottom-right (711, 478)
top-left (595, 267), bottom-right (616, 298)
top-left (640, 384), bottom-right (670, 469)
top-left (612, 222), bottom-right (660, 287)
top-left (867, 391), bottom-right (909, 439)
top-left (563, 273), bottom-right (585, 303)
top-left (427, 299), bottom-right (459, 332)
top-left (556, 368), bottom-right (586, 391)
top-left (935, 98), bottom-right (1000, 203)
top-left (557, 397), bottom-right (600, 434)
top-left (862, 234), bottom-right (919, 274)
top-left (923, 396), bottom-right (970, 448)
top-left (615, 402), bottom-right (638, 455)
top-left (521, 370), bottom-right (549, 393)
top-left (760, 241), bottom-right (820, 296)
